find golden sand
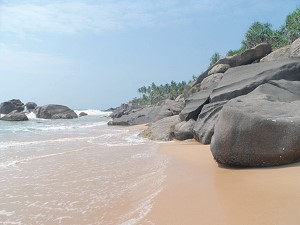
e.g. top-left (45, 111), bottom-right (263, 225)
top-left (144, 140), bottom-right (300, 225)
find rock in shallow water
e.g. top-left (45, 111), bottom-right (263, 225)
top-left (34, 104), bottom-right (78, 119)
top-left (0, 110), bottom-right (28, 121)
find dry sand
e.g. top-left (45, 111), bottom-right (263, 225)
top-left (143, 140), bottom-right (300, 225)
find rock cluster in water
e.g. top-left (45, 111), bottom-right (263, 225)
top-left (0, 100), bottom-right (78, 121)
top-left (109, 37), bottom-right (300, 167)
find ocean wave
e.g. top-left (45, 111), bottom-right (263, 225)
top-left (75, 109), bottom-right (112, 117)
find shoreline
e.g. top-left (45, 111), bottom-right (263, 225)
top-left (143, 140), bottom-right (300, 225)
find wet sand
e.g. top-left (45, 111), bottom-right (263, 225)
top-left (144, 140), bottom-right (300, 225)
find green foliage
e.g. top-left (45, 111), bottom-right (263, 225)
top-left (285, 7), bottom-right (300, 42)
top-left (209, 52), bottom-right (221, 66)
top-left (133, 80), bottom-right (187, 106)
top-left (242, 22), bottom-right (274, 49)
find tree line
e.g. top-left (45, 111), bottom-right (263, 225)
top-left (131, 80), bottom-right (190, 105)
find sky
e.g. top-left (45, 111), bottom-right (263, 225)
top-left (0, 0), bottom-right (299, 110)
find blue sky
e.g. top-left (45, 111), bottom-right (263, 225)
top-left (0, 0), bottom-right (299, 109)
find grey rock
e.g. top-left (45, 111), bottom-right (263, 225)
top-left (173, 119), bottom-right (195, 140)
top-left (34, 104), bottom-right (78, 119)
top-left (139, 115), bottom-right (181, 141)
top-left (0, 110), bottom-right (28, 121)
top-left (290, 37), bottom-right (300, 58)
top-left (185, 43), bottom-right (272, 99)
top-left (208, 64), bottom-right (230, 75)
top-left (200, 73), bottom-right (223, 91)
top-left (260, 45), bottom-right (291, 62)
top-left (108, 106), bottom-right (161, 126)
top-left (0, 99), bottom-right (25, 114)
top-left (179, 90), bottom-right (210, 121)
top-left (260, 37), bottom-right (300, 62)
top-left (111, 103), bottom-right (142, 119)
top-left (180, 73), bottom-right (223, 121)
top-left (210, 58), bottom-right (300, 103)
top-left (25, 102), bottom-right (37, 112)
top-left (193, 100), bottom-right (227, 144)
top-left (79, 112), bottom-right (88, 117)
top-left (211, 80), bottom-right (300, 167)
top-left (158, 99), bottom-right (185, 117)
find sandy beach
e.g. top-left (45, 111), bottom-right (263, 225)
top-left (144, 140), bottom-right (300, 225)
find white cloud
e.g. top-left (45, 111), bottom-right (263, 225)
top-left (0, 0), bottom-right (227, 37)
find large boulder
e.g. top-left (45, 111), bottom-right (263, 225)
top-left (173, 119), bottom-right (195, 140)
top-left (34, 104), bottom-right (78, 119)
top-left (0, 110), bottom-right (28, 121)
top-left (0, 99), bottom-right (25, 114)
top-left (218, 42), bottom-right (272, 67)
top-left (139, 115), bottom-right (181, 141)
top-left (210, 58), bottom-right (300, 103)
top-left (25, 102), bottom-right (37, 112)
top-left (211, 80), bottom-right (300, 167)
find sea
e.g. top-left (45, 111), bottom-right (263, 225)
top-left (0, 110), bottom-right (168, 225)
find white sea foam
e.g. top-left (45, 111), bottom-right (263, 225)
top-left (75, 109), bottom-right (111, 117)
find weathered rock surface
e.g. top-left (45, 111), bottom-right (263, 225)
top-left (180, 73), bottom-right (223, 121)
top-left (108, 106), bottom-right (161, 126)
top-left (185, 43), bottom-right (271, 99)
top-left (25, 102), bottom-right (37, 112)
top-left (208, 64), bottom-right (230, 75)
top-left (34, 104), bottom-right (78, 119)
top-left (210, 58), bottom-right (300, 103)
top-left (179, 90), bottom-right (210, 121)
top-left (173, 119), bottom-right (195, 140)
top-left (200, 73), bottom-right (223, 91)
top-left (211, 80), bottom-right (300, 167)
top-left (109, 99), bottom-right (184, 126)
top-left (193, 100), bottom-right (227, 144)
top-left (139, 115), bottom-right (181, 141)
top-left (261, 37), bottom-right (300, 62)
top-left (110, 103), bottom-right (142, 118)
top-left (260, 45), bottom-right (291, 62)
top-left (290, 37), bottom-right (300, 58)
top-left (0, 110), bottom-right (28, 121)
top-left (0, 99), bottom-right (25, 114)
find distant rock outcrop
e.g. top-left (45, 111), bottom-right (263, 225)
top-left (79, 112), bottom-right (88, 117)
top-left (109, 99), bottom-right (184, 126)
top-left (0, 110), bottom-right (28, 121)
top-left (211, 80), bottom-right (300, 167)
top-left (0, 99), bottom-right (25, 114)
top-left (25, 102), bottom-right (37, 112)
top-left (34, 104), bottom-right (78, 119)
